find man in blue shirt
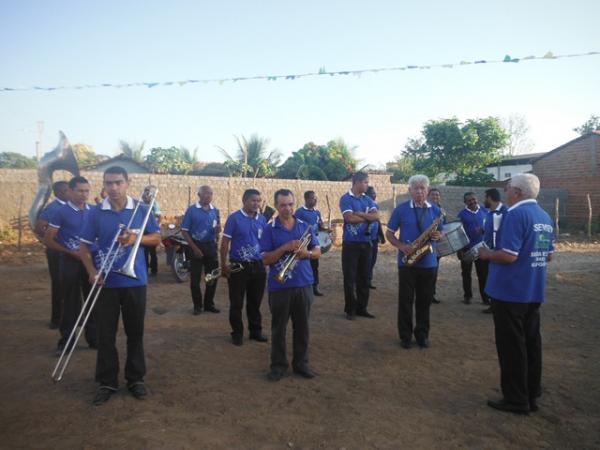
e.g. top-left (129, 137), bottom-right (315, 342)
top-left (80, 166), bottom-right (160, 406)
top-left (294, 190), bottom-right (327, 297)
top-left (386, 175), bottom-right (443, 349)
top-left (181, 185), bottom-right (221, 315)
top-left (365, 186), bottom-right (385, 290)
top-left (142, 185), bottom-right (162, 276)
top-left (220, 189), bottom-right (268, 346)
top-left (261, 189), bottom-right (321, 381)
top-left (481, 188), bottom-right (508, 314)
top-left (479, 174), bottom-right (554, 415)
top-left (457, 192), bottom-right (489, 305)
top-left (44, 176), bottom-right (97, 355)
top-left (339, 172), bottom-right (379, 320)
top-left (35, 180), bottom-right (69, 329)
top-left (427, 187), bottom-right (446, 304)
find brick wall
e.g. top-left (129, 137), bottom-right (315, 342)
top-left (533, 133), bottom-right (600, 226)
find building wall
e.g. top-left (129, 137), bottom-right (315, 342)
top-left (532, 133), bottom-right (600, 225)
top-left (485, 163), bottom-right (532, 181)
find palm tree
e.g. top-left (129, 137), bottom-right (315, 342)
top-left (118, 140), bottom-right (146, 163)
top-left (217, 134), bottom-right (281, 178)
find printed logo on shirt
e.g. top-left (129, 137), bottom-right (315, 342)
top-left (192, 230), bottom-right (208, 241)
top-left (236, 244), bottom-right (261, 261)
top-left (66, 237), bottom-right (81, 251)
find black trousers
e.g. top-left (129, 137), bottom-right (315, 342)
top-left (46, 248), bottom-right (63, 326)
top-left (190, 241), bottom-right (219, 310)
top-left (491, 300), bottom-right (542, 406)
top-left (310, 258), bottom-right (319, 286)
top-left (269, 286), bottom-right (313, 371)
top-left (95, 286), bottom-right (146, 389)
top-left (144, 245), bottom-right (158, 274)
top-left (227, 262), bottom-right (266, 337)
top-left (461, 258), bottom-right (489, 302)
top-left (59, 254), bottom-right (96, 346)
top-left (341, 241), bottom-right (371, 314)
top-left (368, 239), bottom-right (379, 284)
top-left (397, 267), bottom-right (436, 342)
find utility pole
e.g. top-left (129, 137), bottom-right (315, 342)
top-left (35, 121), bottom-right (44, 160)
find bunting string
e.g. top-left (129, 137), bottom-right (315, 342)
top-left (1, 50), bottom-right (598, 93)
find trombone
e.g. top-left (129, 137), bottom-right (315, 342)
top-left (51, 187), bottom-right (159, 382)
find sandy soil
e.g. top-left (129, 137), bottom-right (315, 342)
top-left (0, 243), bottom-right (599, 449)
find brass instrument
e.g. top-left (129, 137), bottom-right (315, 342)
top-left (401, 215), bottom-right (444, 267)
top-left (29, 131), bottom-right (79, 236)
top-left (52, 189), bottom-right (158, 382)
top-left (274, 227), bottom-right (312, 284)
top-left (205, 262), bottom-right (244, 284)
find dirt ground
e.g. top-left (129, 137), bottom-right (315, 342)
top-left (1, 243), bottom-right (599, 450)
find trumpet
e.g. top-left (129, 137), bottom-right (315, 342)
top-left (274, 227), bottom-right (312, 284)
top-left (51, 188), bottom-right (158, 382)
top-left (205, 262), bottom-right (244, 284)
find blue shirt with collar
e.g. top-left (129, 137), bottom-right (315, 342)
top-left (458, 206), bottom-right (488, 249)
top-left (483, 202), bottom-right (509, 249)
top-left (259, 217), bottom-right (319, 292)
top-left (485, 199), bottom-right (555, 303)
top-left (181, 202), bottom-right (220, 242)
top-left (387, 200), bottom-right (444, 269)
top-left (294, 206), bottom-right (322, 233)
top-left (369, 201), bottom-right (380, 241)
top-left (39, 199), bottom-right (67, 222)
top-left (80, 196), bottom-right (160, 288)
top-left (222, 209), bottom-right (267, 262)
top-left (48, 201), bottom-right (92, 251)
top-left (339, 190), bottom-right (378, 243)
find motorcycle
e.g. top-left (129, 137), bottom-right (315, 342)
top-left (162, 223), bottom-right (190, 283)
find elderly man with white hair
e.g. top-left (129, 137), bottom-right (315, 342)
top-left (386, 174), bottom-right (444, 349)
top-left (479, 173), bottom-right (555, 415)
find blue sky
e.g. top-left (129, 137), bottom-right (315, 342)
top-left (1, 0), bottom-right (599, 166)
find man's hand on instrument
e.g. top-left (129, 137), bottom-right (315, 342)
top-left (431, 231), bottom-right (443, 241)
top-left (296, 248), bottom-right (311, 259)
top-left (397, 243), bottom-right (414, 255)
top-left (221, 264), bottom-right (231, 278)
top-left (118, 230), bottom-right (138, 247)
top-left (90, 270), bottom-right (104, 286)
top-left (284, 240), bottom-right (302, 252)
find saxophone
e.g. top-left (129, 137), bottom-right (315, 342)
top-left (401, 215), bottom-right (443, 267)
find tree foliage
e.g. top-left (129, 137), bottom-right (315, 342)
top-left (119, 140), bottom-right (145, 163)
top-left (502, 114), bottom-right (533, 155)
top-left (386, 155), bottom-right (416, 183)
top-left (277, 139), bottom-right (357, 181)
top-left (573, 115), bottom-right (600, 135)
top-left (0, 152), bottom-right (37, 169)
top-left (144, 146), bottom-right (193, 174)
top-left (72, 143), bottom-right (99, 166)
top-left (404, 117), bottom-right (508, 181)
top-left (446, 171), bottom-right (496, 186)
top-left (217, 134), bottom-right (281, 178)
top-left (193, 162), bottom-right (229, 177)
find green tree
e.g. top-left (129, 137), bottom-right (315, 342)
top-left (573, 115), bottom-right (600, 135)
top-left (502, 114), bottom-right (533, 155)
top-left (144, 146), bottom-right (193, 174)
top-left (446, 171), bottom-right (496, 186)
top-left (0, 152), bottom-right (37, 169)
top-left (386, 154), bottom-right (416, 183)
top-left (277, 139), bottom-right (357, 181)
top-left (217, 134), bottom-right (281, 178)
top-left (405, 117), bottom-right (508, 181)
top-left (119, 140), bottom-right (145, 163)
top-left (72, 143), bottom-right (98, 166)
top-left (194, 162), bottom-right (229, 177)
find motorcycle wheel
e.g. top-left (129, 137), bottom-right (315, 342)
top-left (171, 251), bottom-right (189, 283)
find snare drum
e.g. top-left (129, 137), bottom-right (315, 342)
top-left (436, 221), bottom-right (469, 257)
top-left (317, 231), bottom-right (333, 254)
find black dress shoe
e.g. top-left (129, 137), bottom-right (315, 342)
top-left (128, 382), bottom-right (147, 399)
top-left (293, 367), bottom-right (316, 379)
top-left (400, 340), bottom-right (412, 349)
top-left (93, 387), bottom-right (115, 406)
top-left (417, 338), bottom-right (429, 349)
top-left (356, 311), bottom-right (375, 319)
top-left (529, 398), bottom-right (539, 412)
top-left (431, 297), bottom-right (441, 304)
top-left (88, 341), bottom-right (98, 350)
top-left (267, 370), bottom-right (285, 382)
top-left (49, 322), bottom-right (59, 330)
top-left (313, 286), bottom-right (324, 296)
top-left (482, 306), bottom-right (493, 314)
top-left (463, 296), bottom-right (472, 305)
top-left (232, 335), bottom-right (243, 346)
top-left (193, 308), bottom-right (202, 316)
top-left (249, 334), bottom-right (268, 343)
top-left (368, 285), bottom-right (377, 290)
top-left (487, 399), bottom-right (529, 415)
top-left (204, 306), bottom-right (220, 313)
top-left (346, 313), bottom-right (356, 321)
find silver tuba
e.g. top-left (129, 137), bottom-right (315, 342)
top-left (29, 131), bottom-right (79, 233)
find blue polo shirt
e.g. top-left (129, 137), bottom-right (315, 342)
top-left (48, 201), bottom-right (92, 251)
top-left (339, 190), bottom-right (378, 243)
top-left (181, 202), bottom-right (220, 242)
top-left (458, 206), bottom-right (488, 249)
top-left (485, 200), bottom-right (555, 303)
top-left (387, 200), bottom-right (444, 269)
top-left (259, 217), bottom-right (319, 292)
top-left (369, 201), bottom-right (380, 241)
top-left (294, 206), bottom-right (322, 233)
top-left (483, 203), bottom-right (508, 249)
top-left (80, 196), bottom-right (160, 288)
top-left (39, 199), bottom-right (67, 221)
top-left (222, 209), bottom-right (267, 262)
